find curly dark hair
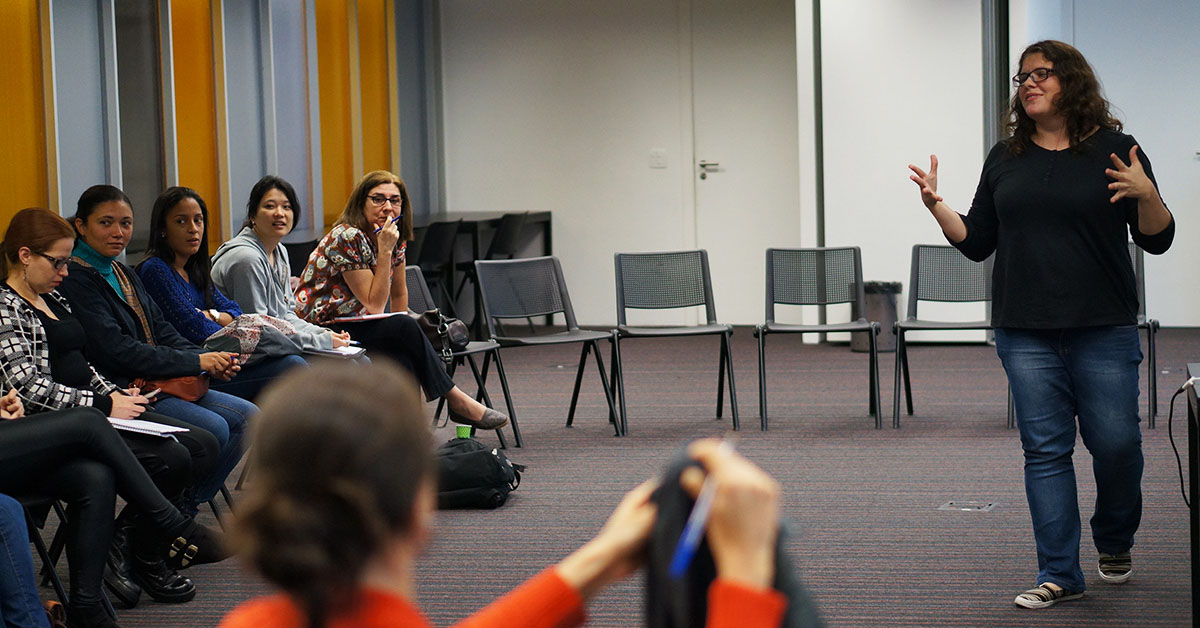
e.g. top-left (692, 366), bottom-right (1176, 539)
top-left (1006, 40), bottom-right (1122, 155)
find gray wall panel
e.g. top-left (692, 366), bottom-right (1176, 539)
top-left (271, 0), bottom-right (317, 241)
top-left (222, 0), bottom-right (267, 217)
top-left (52, 0), bottom-right (111, 208)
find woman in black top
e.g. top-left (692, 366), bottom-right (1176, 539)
top-left (909, 40), bottom-right (1174, 609)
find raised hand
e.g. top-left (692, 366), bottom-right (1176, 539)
top-left (377, 219), bottom-right (400, 254)
top-left (908, 154), bottom-right (944, 210)
top-left (1106, 145), bottom-right (1157, 203)
top-left (554, 480), bottom-right (658, 599)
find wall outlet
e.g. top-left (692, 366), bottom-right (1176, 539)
top-left (649, 149), bottom-right (668, 169)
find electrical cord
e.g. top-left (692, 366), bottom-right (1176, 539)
top-left (1167, 377), bottom-right (1200, 508)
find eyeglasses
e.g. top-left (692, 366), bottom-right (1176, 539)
top-left (36, 252), bottom-right (70, 271)
top-left (1012, 67), bottom-right (1054, 86)
top-left (367, 194), bottom-right (403, 208)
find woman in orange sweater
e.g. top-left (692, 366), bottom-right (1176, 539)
top-left (220, 361), bottom-right (787, 628)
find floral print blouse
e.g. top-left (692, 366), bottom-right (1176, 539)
top-left (294, 224), bottom-right (406, 324)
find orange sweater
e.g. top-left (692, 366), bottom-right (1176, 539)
top-left (219, 568), bottom-right (787, 628)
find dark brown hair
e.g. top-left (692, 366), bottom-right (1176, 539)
top-left (232, 361), bottom-right (434, 628)
top-left (1006, 40), bottom-right (1122, 155)
top-left (138, 186), bottom-right (217, 307)
top-left (334, 170), bottom-right (414, 242)
top-left (1, 208), bottom-right (76, 278)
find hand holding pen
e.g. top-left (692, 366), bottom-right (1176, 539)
top-left (373, 214), bottom-right (402, 233)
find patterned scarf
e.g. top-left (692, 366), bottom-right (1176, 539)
top-left (70, 256), bottom-right (156, 346)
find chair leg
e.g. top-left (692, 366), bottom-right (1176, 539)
top-left (487, 350), bottom-right (522, 447)
top-left (1147, 323), bottom-right (1157, 428)
top-left (869, 325), bottom-right (882, 429)
top-left (716, 336), bottom-right (727, 419)
top-left (25, 507), bottom-right (69, 605)
top-left (466, 354), bottom-right (507, 449)
top-left (589, 339), bottom-right (622, 437)
top-left (434, 358), bottom-right (461, 423)
top-left (566, 343), bottom-right (591, 427)
top-left (613, 335), bottom-right (629, 436)
top-left (1007, 385), bottom-right (1016, 429)
top-left (723, 331), bottom-right (740, 431)
top-left (901, 337), bottom-right (914, 416)
top-left (235, 459), bottom-right (251, 490)
top-left (757, 329), bottom-right (768, 431)
top-left (893, 329), bottom-right (904, 428)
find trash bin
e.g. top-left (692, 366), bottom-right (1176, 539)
top-left (852, 281), bottom-right (901, 353)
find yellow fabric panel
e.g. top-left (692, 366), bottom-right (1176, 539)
top-left (357, 0), bottom-right (391, 175)
top-left (316, 0), bottom-right (353, 230)
top-left (171, 0), bottom-right (223, 250)
top-left (0, 1), bottom-right (49, 223)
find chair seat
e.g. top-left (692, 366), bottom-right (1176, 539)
top-left (760, 319), bottom-right (875, 334)
top-left (495, 329), bottom-right (612, 347)
top-left (454, 339), bottom-right (501, 356)
top-left (616, 323), bottom-right (731, 338)
top-left (895, 318), bottom-right (991, 332)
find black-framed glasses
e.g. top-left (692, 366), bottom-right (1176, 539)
top-left (1012, 67), bottom-right (1054, 86)
top-left (367, 194), bottom-right (403, 207)
top-left (36, 252), bottom-right (70, 271)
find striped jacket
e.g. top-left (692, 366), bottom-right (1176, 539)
top-left (0, 286), bottom-right (120, 414)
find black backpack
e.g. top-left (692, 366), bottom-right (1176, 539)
top-left (435, 438), bottom-right (524, 509)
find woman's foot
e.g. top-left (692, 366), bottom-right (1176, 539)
top-left (130, 555), bottom-right (196, 603)
top-left (1013, 582), bottom-right (1084, 609)
top-left (65, 602), bottom-right (121, 628)
top-left (445, 389), bottom-right (509, 430)
top-left (163, 517), bottom-right (231, 570)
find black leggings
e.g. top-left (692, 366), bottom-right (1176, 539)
top-left (0, 408), bottom-right (203, 606)
top-left (332, 314), bottom-right (455, 400)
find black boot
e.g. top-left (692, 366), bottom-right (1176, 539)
top-left (131, 535), bottom-right (197, 603)
top-left (102, 508), bottom-right (141, 609)
top-left (65, 602), bottom-right (121, 628)
top-left (163, 517), bottom-right (230, 570)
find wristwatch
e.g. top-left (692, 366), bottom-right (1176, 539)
top-left (209, 309), bottom-right (220, 321)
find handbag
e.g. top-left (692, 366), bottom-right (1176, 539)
top-left (411, 309), bottom-right (469, 364)
top-left (131, 374), bottom-right (209, 402)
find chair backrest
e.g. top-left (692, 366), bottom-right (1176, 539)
top-left (475, 256), bottom-right (580, 336)
top-left (614, 250), bottom-right (718, 325)
top-left (404, 266), bottom-right (438, 313)
top-left (282, 239), bottom-right (317, 277)
top-left (905, 244), bottom-right (991, 320)
top-left (764, 247), bottom-right (866, 323)
top-left (1128, 241), bottom-right (1147, 320)
top-left (414, 220), bottom-right (462, 269)
top-left (484, 212), bottom-right (530, 260)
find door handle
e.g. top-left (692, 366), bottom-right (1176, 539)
top-left (698, 160), bottom-right (720, 169)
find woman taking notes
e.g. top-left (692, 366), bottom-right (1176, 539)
top-left (292, 170), bottom-right (507, 431)
top-left (908, 40), bottom-right (1173, 608)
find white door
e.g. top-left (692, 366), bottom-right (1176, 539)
top-left (690, 0), bottom-right (801, 324)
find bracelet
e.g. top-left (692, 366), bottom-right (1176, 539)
top-left (209, 309), bottom-right (220, 321)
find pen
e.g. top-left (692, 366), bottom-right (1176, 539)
top-left (668, 438), bottom-right (735, 579)
top-left (374, 214), bottom-right (402, 233)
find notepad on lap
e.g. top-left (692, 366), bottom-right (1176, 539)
top-left (108, 418), bottom-right (190, 437)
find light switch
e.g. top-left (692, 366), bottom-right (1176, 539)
top-left (649, 149), bottom-right (668, 169)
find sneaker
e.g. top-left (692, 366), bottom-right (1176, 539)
top-left (1098, 551), bottom-right (1133, 584)
top-left (1014, 583), bottom-right (1084, 609)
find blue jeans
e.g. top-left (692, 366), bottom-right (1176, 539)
top-left (0, 495), bottom-right (49, 628)
top-left (210, 354), bottom-right (307, 402)
top-left (994, 326), bottom-right (1143, 592)
top-left (153, 389), bottom-right (257, 507)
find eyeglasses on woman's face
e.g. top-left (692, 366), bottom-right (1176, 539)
top-left (367, 194), bottom-right (403, 208)
top-left (36, 252), bottom-right (70, 271)
top-left (1013, 67), bottom-right (1054, 87)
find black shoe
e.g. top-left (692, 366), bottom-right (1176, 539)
top-left (163, 517), bottom-right (230, 570)
top-left (130, 555), bottom-right (196, 604)
top-left (65, 602), bottom-right (121, 628)
top-left (103, 514), bottom-right (141, 609)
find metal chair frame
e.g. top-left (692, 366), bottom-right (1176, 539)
top-left (412, 220), bottom-right (463, 316)
top-left (1129, 241), bottom-right (1160, 426)
top-left (18, 495), bottom-right (117, 618)
top-left (612, 250), bottom-right (738, 435)
top-left (755, 247), bottom-right (882, 430)
top-left (475, 256), bottom-right (620, 437)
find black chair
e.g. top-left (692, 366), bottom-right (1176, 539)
top-left (893, 244), bottom-right (1006, 428)
top-left (755, 247), bottom-right (881, 430)
top-left (1129, 241), bottom-right (1160, 426)
top-left (18, 495), bottom-right (117, 618)
top-left (475, 256), bottom-right (621, 436)
top-left (612, 250), bottom-right (738, 435)
top-left (282, 239), bottom-right (318, 278)
top-left (407, 265), bottom-right (521, 447)
top-left (412, 220), bottom-right (462, 316)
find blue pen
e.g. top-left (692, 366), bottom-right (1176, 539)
top-left (668, 439), bottom-right (735, 579)
top-left (374, 214), bottom-right (402, 234)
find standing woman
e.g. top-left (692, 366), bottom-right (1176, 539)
top-left (136, 186), bottom-right (307, 400)
top-left (210, 175), bottom-right (351, 354)
top-left (293, 170), bottom-right (507, 431)
top-left (57, 185), bottom-right (258, 513)
top-left (908, 40), bottom-right (1174, 608)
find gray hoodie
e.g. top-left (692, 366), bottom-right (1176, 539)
top-left (211, 226), bottom-right (333, 351)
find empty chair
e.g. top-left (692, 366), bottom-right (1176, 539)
top-left (893, 244), bottom-right (1004, 428)
top-left (406, 265), bottom-right (521, 447)
top-left (612, 250), bottom-right (738, 435)
top-left (412, 220), bottom-right (462, 315)
top-left (755, 247), bottom-right (881, 430)
top-left (1128, 241), bottom-right (1160, 426)
top-left (475, 256), bottom-right (621, 436)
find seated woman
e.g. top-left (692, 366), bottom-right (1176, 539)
top-left (0, 392), bottom-right (227, 628)
top-left (136, 186), bottom-right (306, 399)
top-left (210, 176), bottom-right (352, 355)
top-left (0, 207), bottom-right (220, 608)
top-left (222, 362), bottom-right (786, 628)
top-left (292, 171), bottom-right (506, 430)
top-left (56, 185), bottom-right (257, 515)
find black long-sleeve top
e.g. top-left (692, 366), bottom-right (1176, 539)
top-left (952, 129), bottom-right (1174, 328)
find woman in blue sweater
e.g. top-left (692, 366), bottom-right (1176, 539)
top-left (136, 186), bottom-right (306, 400)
